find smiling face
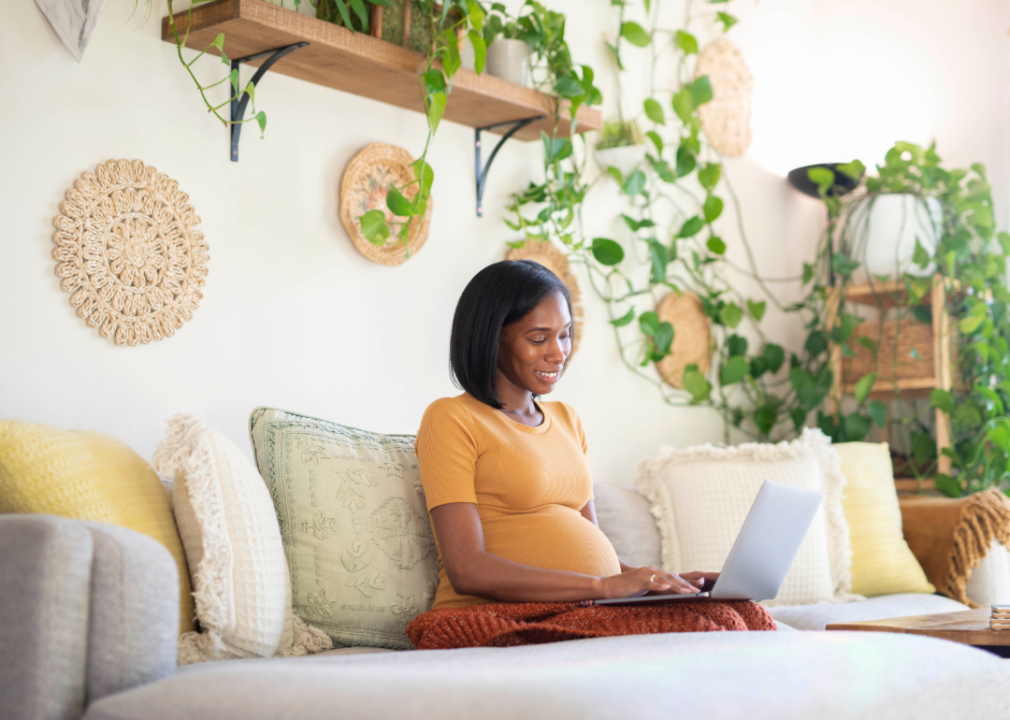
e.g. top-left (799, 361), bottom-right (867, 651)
top-left (497, 290), bottom-right (573, 398)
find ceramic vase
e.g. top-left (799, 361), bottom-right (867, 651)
top-left (485, 39), bottom-right (530, 86)
top-left (852, 194), bottom-right (942, 280)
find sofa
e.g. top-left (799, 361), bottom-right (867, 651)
top-left (3, 483), bottom-right (1010, 720)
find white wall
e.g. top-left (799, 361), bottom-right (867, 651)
top-left (1, 0), bottom-right (1006, 485)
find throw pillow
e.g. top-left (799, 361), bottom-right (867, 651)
top-left (249, 407), bottom-right (440, 650)
top-left (834, 442), bottom-right (934, 597)
top-left (152, 415), bottom-right (332, 664)
top-left (634, 428), bottom-right (857, 606)
top-left (0, 419), bottom-right (195, 634)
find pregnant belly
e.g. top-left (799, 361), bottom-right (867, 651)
top-left (481, 505), bottom-right (622, 578)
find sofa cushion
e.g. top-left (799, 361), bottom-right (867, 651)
top-left (84, 632), bottom-right (1010, 720)
top-left (769, 593), bottom-right (968, 631)
top-left (153, 415), bottom-right (332, 664)
top-left (0, 419), bottom-right (195, 634)
top-left (592, 484), bottom-right (662, 568)
top-left (835, 442), bottom-right (934, 597)
top-left (634, 428), bottom-right (854, 606)
top-left (249, 407), bottom-right (439, 650)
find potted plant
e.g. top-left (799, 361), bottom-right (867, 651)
top-left (845, 193), bottom-right (942, 281)
top-left (479, 4), bottom-right (532, 86)
top-left (594, 119), bottom-right (647, 178)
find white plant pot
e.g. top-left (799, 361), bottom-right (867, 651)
top-left (485, 39), bottom-right (530, 87)
top-left (852, 194), bottom-right (942, 281)
top-left (594, 144), bottom-right (649, 178)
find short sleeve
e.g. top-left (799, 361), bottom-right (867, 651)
top-left (414, 398), bottom-right (479, 512)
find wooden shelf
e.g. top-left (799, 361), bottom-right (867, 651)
top-left (162, 0), bottom-right (600, 141)
top-left (841, 377), bottom-right (938, 399)
top-left (894, 477), bottom-right (936, 494)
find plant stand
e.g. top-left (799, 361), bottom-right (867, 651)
top-left (826, 276), bottom-right (954, 493)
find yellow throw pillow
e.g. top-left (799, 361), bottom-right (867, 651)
top-left (0, 420), bottom-right (195, 634)
top-left (835, 441), bottom-right (935, 597)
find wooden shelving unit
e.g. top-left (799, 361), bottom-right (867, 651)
top-left (827, 277), bottom-right (954, 492)
top-left (161, 0), bottom-right (600, 141)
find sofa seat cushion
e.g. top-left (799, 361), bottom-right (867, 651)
top-left (770, 593), bottom-right (968, 631)
top-left (85, 632), bottom-right (1010, 720)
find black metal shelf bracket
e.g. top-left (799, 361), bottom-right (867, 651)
top-left (475, 116), bottom-right (545, 217)
top-left (230, 42), bottom-right (309, 162)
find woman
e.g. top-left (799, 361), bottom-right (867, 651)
top-left (415, 259), bottom-right (718, 610)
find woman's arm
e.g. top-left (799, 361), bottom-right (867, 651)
top-left (431, 502), bottom-right (701, 602)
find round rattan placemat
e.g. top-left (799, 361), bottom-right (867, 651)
top-left (505, 241), bottom-right (583, 357)
top-left (51, 159), bottom-right (209, 346)
top-left (339, 143), bottom-right (432, 266)
top-left (655, 290), bottom-right (713, 388)
top-left (694, 37), bottom-right (754, 158)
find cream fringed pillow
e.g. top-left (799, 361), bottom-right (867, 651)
top-left (153, 415), bottom-right (332, 664)
top-left (634, 428), bottom-right (858, 606)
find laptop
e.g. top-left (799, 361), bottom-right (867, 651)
top-left (594, 480), bottom-right (823, 605)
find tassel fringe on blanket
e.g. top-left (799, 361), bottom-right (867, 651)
top-left (406, 600), bottom-right (776, 650)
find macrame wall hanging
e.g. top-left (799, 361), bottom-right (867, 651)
top-left (339, 143), bottom-right (432, 267)
top-left (694, 37), bottom-right (754, 158)
top-left (52, 159), bottom-right (209, 347)
top-left (505, 241), bottom-right (584, 357)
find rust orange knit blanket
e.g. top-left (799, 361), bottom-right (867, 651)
top-left (406, 600), bottom-right (776, 650)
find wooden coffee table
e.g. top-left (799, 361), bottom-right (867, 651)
top-left (827, 609), bottom-right (1010, 657)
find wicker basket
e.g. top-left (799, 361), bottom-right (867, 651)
top-left (655, 291), bottom-right (713, 388)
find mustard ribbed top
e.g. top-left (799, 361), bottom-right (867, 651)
top-left (415, 392), bottom-right (622, 609)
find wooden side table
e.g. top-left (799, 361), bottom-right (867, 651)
top-left (827, 609), bottom-right (1010, 658)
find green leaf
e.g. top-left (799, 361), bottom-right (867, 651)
top-left (716, 11), bottom-right (737, 30)
top-left (330, 0), bottom-right (353, 29)
top-left (349, 0), bottom-right (369, 29)
top-left (210, 33), bottom-right (225, 51)
top-left (929, 388), bottom-right (955, 414)
top-left (386, 187), bottom-right (416, 216)
top-left (790, 406), bottom-right (807, 431)
top-left (953, 401), bottom-right (982, 427)
top-left (763, 343), bottom-right (785, 373)
top-left (620, 21), bottom-right (651, 47)
top-left (591, 237), bottom-right (625, 266)
top-left (807, 166), bottom-right (835, 189)
top-left (646, 130), bottom-right (664, 154)
top-left (854, 372), bottom-right (877, 406)
top-left (254, 110), bottom-right (267, 136)
top-left (359, 209), bottom-right (390, 245)
top-left (675, 145), bottom-right (697, 177)
top-left (674, 30), bottom-right (698, 54)
top-left (703, 195), bottom-right (723, 222)
top-left (653, 321), bottom-right (674, 354)
top-left (831, 253), bottom-right (861, 277)
top-left (682, 364), bottom-right (712, 403)
top-left (868, 400), bottom-right (888, 428)
top-left (805, 330), bottom-right (828, 357)
top-left (678, 215), bottom-right (704, 238)
top-left (727, 334), bottom-right (748, 357)
top-left (606, 166), bottom-right (625, 185)
top-left (611, 308), bottom-right (635, 327)
top-left (623, 170), bottom-right (646, 196)
top-left (697, 163), bottom-right (721, 190)
top-left (720, 302), bottom-right (743, 329)
top-left (688, 76), bottom-right (713, 106)
top-left (912, 238), bottom-right (931, 268)
top-left (555, 77), bottom-right (585, 98)
top-left (747, 299), bottom-right (766, 322)
top-left (648, 239), bottom-right (668, 283)
top-left (912, 306), bottom-right (933, 324)
top-left (505, 240), bottom-right (525, 249)
top-left (639, 310), bottom-right (660, 336)
top-left (228, 68), bottom-right (240, 94)
top-left (802, 262), bottom-right (815, 285)
top-left (642, 98), bottom-right (665, 126)
top-left (997, 231), bottom-right (1010, 255)
top-left (934, 474), bottom-right (962, 498)
top-left (960, 314), bottom-right (985, 334)
top-left (836, 160), bottom-right (865, 181)
top-left (467, 0), bottom-right (485, 31)
top-left (426, 91), bottom-right (447, 132)
top-left (672, 88), bottom-right (694, 123)
top-left (422, 69), bottom-right (447, 95)
top-left (844, 412), bottom-right (871, 441)
top-left (706, 236), bottom-right (726, 255)
top-left (911, 432), bottom-right (936, 464)
top-left (754, 403), bottom-right (778, 435)
top-left (721, 356), bottom-right (749, 385)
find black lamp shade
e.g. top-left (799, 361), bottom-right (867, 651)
top-left (787, 163), bottom-right (862, 199)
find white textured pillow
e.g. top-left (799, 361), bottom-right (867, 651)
top-left (153, 415), bottom-right (332, 664)
top-left (634, 428), bottom-right (857, 606)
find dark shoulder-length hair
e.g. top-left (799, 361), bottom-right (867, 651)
top-left (450, 259), bottom-right (573, 409)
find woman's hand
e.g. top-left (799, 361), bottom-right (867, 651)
top-left (680, 571), bottom-right (720, 590)
top-left (597, 566), bottom-right (702, 599)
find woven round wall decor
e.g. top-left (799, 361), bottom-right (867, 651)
top-left (694, 37), bottom-right (754, 158)
top-left (505, 241), bottom-right (583, 357)
top-left (655, 291), bottom-right (713, 389)
top-left (339, 143), bottom-right (432, 267)
top-left (51, 159), bottom-right (209, 347)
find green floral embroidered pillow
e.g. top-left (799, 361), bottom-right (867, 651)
top-left (249, 407), bottom-right (439, 650)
